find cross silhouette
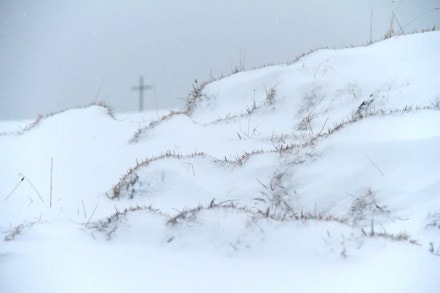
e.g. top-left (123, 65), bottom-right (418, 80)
top-left (131, 76), bottom-right (153, 112)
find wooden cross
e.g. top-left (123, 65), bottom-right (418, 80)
top-left (131, 76), bottom-right (153, 112)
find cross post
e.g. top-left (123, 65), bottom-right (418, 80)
top-left (131, 76), bottom-right (153, 112)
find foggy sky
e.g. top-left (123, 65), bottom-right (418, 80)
top-left (1, 0), bottom-right (439, 120)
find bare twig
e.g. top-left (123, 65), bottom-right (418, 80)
top-left (86, 206), bottom-right (98, 226)
top-left (4, 173), bottom-right (44, 202)
top-left (4, 176), bottom-right (24, 201)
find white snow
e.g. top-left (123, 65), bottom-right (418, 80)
top-left (1, 32), bottom-right (440, 292)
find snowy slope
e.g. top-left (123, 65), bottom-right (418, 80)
top-left (1, 32), bottom-right (440, 292)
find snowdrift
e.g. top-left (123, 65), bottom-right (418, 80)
top-left (1, 32), bottom-right (440, 292)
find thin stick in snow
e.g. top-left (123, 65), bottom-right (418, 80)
top-left (86, 206), bottom-right (98, 226)
top-left (82, 199), bottom-right (87, 220)
top-left (4, 173), bottom-right (44, 202)
top-left (23, 175), bottom-right (44, 202)
top-left (4, 176), bottom-right (24, 201)
top-left (311, 117), bottom-right (329, 152)
top-left (367, 154), bottom-right (384, 175)
top-left (50, 158), bottom-right (53, 208)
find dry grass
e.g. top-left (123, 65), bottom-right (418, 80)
top-left (363, 229), bottom-right (420, 245)
top-left (109, 151), bottom-right (206, 199)
top-left (130, 110), bottom-right (186, 143)
top-left (212, 150), bottom-right (266, 168)
top-left (129, 101), bottom-right (440, 186)
top-left (1, 101), bottom-right (115, 136)
top-left (265, 86), bottom-right (277, 105)
top-left (166, 198), bottom-right (347, 227)
top-left (349, 188), bottom-right (389, 226)
top-left (185, 80), bottom-right (210, 115)
top-left (89, 205), bottom-right (165, 240)
top-left (4, 219), bottom-right (41, 241)
top-left (279, 102), bottom-right (440, 154)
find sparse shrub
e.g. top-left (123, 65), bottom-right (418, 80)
top-left (297, 113), bottom-right (314, 133)
top-left (349, 188), bottom-right (389, 226)
top-left (265, 86), bottom-right (277, 105)
top-left (354, 99), bottom-right (375, 118)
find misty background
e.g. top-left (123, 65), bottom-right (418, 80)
top-left (1, 0), bottom-right (439, 120)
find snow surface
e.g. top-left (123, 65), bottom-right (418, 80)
top-left (1, 32), bottom-right (440, 292)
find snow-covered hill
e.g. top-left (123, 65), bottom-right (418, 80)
top-left (1, 32), bottom-right (440, 292)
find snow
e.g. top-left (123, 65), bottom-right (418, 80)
top-left (1, 32), bottom-right (440, 292)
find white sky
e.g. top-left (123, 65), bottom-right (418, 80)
top-left (0, 0), bottom-right (439, 120)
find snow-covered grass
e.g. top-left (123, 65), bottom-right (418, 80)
top-left (1, 31), bottom-right (440, 292)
